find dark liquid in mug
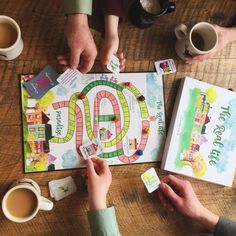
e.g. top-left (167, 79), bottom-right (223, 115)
top-left (6, 188), bottom-right (38, 218)
top-left (0, 22), bottom-right (17, 48)
top-left (191, 32), bottom-right (205, 51)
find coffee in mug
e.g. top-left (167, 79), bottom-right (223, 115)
top-left (0, 15), bottom-right (24, 60)
top-left (129, 0), bottom-right (176, 28)
top-left (175, 22), bottom-right (218, 60)
top-left (2, 179), bottom-right (53, 223)
top-left (6, 188), bottom-right (38, 218)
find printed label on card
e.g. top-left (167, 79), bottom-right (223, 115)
top-left (141, 168), bottom-right (160, 193)
top-left (57, 69), bottom-right (83, 90)
top-left (79, 139), bottom-right (104, 159)
top-left (155, 59), bottom-right (176, 76)
top-left (107, 55), bottom-right (120, 75)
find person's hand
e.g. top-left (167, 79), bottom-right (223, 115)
top-left (185, 25), bottom-right (236, 64)
top-left (100, 35), bottom-right (126, 71)
top-left (85, 157), bottom-right (112, 211)
top-left (58, 14), bottom-right (97, 73)
top-left (158, 175), bottom-right (219, 232)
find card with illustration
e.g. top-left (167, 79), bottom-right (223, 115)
top-left (80, 139), bottom-right (104, 159)
top-left (155, 59), bottom-right (176, 76)
top-left (141, 168), bottom-right (160, 193)
top-left (48, 176), bottom-right (77, 201)
top-left (107, 55), bottom-right (120, 74)
top-left (21, 71), bottom-right (166, 173)
top-left (23, 65), bottom-right (59, 99)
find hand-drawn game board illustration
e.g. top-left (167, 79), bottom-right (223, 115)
top-left (21, 72), bottom-right (166, 173)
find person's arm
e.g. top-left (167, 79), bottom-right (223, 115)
top-left (158, 175), bottom-right (219, 232)
top-left (100, 0), bottom-right (126, 71)
top-left (58, 0), bottom-right (97, 73)
top-left (86, 158), bottom-right (121, 236)
top-left (185, 25), bottom-right (236, 63)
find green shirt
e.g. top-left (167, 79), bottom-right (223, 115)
top-left (87, 207), bottom-right (121, 236)
top-left (63, 0), bottom-right (93, 15)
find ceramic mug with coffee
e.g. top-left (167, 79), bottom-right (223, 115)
top-left (174, 22), bottom-right (218, 60)
top-left (2, 178), bottom-right (53, 223)
top-left (0, 15), bottom-right (24, 60)
top-left (129, 0), bottom-right (176, 28)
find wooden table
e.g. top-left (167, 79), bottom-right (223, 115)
top-left (0, 0), bottom-right (236, 235)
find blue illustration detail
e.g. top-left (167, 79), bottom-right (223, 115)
top-left (61, 150), bottom-right (78, 169)
top-left (101, 100), bottom-right (107, 109)
top-left (56, 85), bottom-right (68, 96)
top-left (100, 74), bottom-right (109, 81)
top-left (215, 98), bottom-right (236, 173)
top-left (146, 73), bottom-right (163, 108)
top-left (150, 148), bottom-right (159, 161)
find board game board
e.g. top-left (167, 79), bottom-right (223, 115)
top-left (21, 72), bottom-right (165, 173)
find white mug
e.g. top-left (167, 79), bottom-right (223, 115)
top-left (2, 178), bottom-right (53, 223)
top-left (0, 15), bottom-right (24, 60)
top-left (175, 22), bottom-right (218, 60)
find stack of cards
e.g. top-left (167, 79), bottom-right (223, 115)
top-left (107, 55), bottom-right (120, 75)
top-left (48, 176), bottom-right (77, 201)
top-left (154, 59), bottom-right (176, 76)
top-left (79, 139), bottom-right (104, 160)
top-left (57, 69), bottom-right (83, 90)
top-left (141, 168), bottom-right (160, 193)
top-left (23, 65), bottom-right (59, 99)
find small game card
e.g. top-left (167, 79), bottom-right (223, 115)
top-left (141, 168), bottom-right (160, 193)
top-left (57, 69), bottom-right (83, 90)
top-left (80, 139), bottom-right (104, 159)
top-left (48, 176), bottom-right (77, 201)
top-left (155, 59), bottom-right (176, 76)
top-left (23, 65), bottom-right (59, 99)
top-left (107, 55), bottom-right (120, 75)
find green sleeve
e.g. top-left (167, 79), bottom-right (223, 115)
top-left (87, 207), bottom-right (121, 236)
top-left (63, 0), bottom-right (93, 15)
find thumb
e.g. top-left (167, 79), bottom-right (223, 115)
top-left (86, 158), bottom-right (96, 177)
top-left (102, 47), bottom-right (114, 66)
top-left (160, 182), bottom-right (181, 206)
top-left (70, 48), bottom-right (82, 69)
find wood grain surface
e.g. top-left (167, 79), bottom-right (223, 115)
top-left (0, 0), bottom-right (236, 235)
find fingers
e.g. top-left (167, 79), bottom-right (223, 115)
top-left (91, 157), bottom-right (110, 174)
top-left (158, 188), bottom-right (174, 211)
top-left (79, 54), bottom-right (96, 74)
top-left (159, 182), bottom-right (182, 206)
top-left (101, 47), bottom-right (114, 67)
top-left (118, 52), bottom-right (126, 71)
top-left (161, 175), bottom-right (186, 193)
top-left (57, 55), bottom-right (70, 71)
top-left (86, 158), bottom-right (96, 177)
top-left (70, 48), bottom-right (82, 69)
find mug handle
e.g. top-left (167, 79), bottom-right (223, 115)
top-left (175, 24), bottom-right (188, 40)
top-left (166, 2), bottom-right (176, 14)
top-left (39, 196), bottom-right (54, 211)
